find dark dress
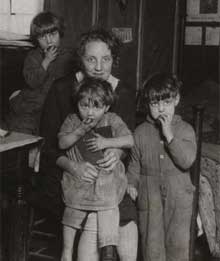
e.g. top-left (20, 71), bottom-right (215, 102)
top-left (6, 47), bottom-right (75, 134)
top-left (35, 73), bottom-right (137, 225)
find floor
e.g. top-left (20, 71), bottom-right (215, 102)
top-left (26, 210), bottom-right (218, 261)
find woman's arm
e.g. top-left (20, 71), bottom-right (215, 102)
top-left (56, 155), bottom-right (98, 183)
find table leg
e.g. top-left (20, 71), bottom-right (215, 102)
top-left (8, 149), bottom-right (30, 261)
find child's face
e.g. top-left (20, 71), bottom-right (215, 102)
top-left (78, 97), bottom-right (109, 125)
top-left (37, 30), bottom-right (60, 51)
top-left (148, 95), bottom-right (180, 121)
top-left (81, 40), bottom-right (113, 81)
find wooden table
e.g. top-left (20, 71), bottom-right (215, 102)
top-left (0, 132), bottom-right (43, 261)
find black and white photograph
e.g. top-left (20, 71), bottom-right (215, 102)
top-left (0, 0), bottom-right (219, 261)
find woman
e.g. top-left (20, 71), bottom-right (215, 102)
top-left (39, 27), bottom-right (138, 261)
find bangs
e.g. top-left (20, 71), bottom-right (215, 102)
top-left (79, 90), bottom-right (105, 108)
top-left (35, 24), bottom-right (58, 37)
top-left (148, 88), bottom-right (176, 102)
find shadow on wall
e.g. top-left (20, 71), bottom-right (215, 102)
top-left (179, 80), bottom-right (220, 144)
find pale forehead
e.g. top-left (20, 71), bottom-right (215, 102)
top-left (84, 40), bottom-right (111, 56)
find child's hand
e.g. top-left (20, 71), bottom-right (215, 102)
top-left (86, 133), bottom-right (107, 151)
top-left (157, 114), bottom-right (174, 143)
top-left (44, 45), bottom-right (58, 63)
top-left (127, 185), bottom-right (138, 201)
top-left (80, 118), bottom-right (96, 133)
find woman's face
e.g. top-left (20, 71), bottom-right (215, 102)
top-left (81, 40), bottom-right (113, 81)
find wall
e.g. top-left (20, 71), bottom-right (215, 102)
top-left (0, 0), bottom-right (179, 121)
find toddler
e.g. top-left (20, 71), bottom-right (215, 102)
top-left (127, 73), bottom-right (197, 261)
top-left (58, 77), bottom-right (134, 261)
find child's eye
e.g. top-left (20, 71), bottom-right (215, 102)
top-left (163, 99), bottom-right (173, 105)
top-left (51, 31), bottom-right (58, 36)
top-left (150, 101), bottom-right (159, 107)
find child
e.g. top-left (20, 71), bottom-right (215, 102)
top-left (6, 11), bottom-right (74, 134)
top-left (127, 73), bottom-right (197, 261)
top-left (58, 77), bottom-right (134, 261)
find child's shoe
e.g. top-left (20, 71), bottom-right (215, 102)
top-left (101, 245), bottom-right (117, 261)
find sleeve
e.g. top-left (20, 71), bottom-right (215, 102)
top-left (40, 82), bottom-right (65, 167)
top-left (126, 129), bottom-right (142, 189)
top-left (23, 51), bottom-right (48, 89)
top-left (166, 122), bottom-right (197, 170)
top-left (108, 113), bottom-right (132, 138)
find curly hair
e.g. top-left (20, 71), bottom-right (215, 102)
top-left (30, 11), bottom-right (65, 45)
top-left (76, 27), bottom-right (122, 68)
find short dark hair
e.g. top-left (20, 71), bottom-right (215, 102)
top-left (77, 27), bottom-right (122, 67)
top-left (30, 11), bottom-right (65, 45)
top-left (73, 77), bottom-right (115, 107)
top-left (143, 73), bottom-right (182, 103)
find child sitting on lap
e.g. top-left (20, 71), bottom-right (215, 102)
top-left (58, 77), bottom-right (134, 261)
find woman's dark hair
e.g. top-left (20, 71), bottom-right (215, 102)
top-left (76, 27), bottom-right (122, 68)
top-left (30, 11), bottom-right (65, 45)
top-left (73, 77), bottom-right (115, 108)
top-left (143, 72), bottom-right (182, 103)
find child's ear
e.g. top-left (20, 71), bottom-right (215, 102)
top-left (105, 105), bottom-right (110, 112)
top-left (174, 94), bottom-right (180, 106)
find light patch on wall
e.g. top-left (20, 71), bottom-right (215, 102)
top-left (0, 0), bottom-right (44, 35)
top-left (185, 26), bottom-right (202, 45)
top-left (205, 27), bottom-right (220, 45)
top-left (0, 0), bottom-right (9, 13)
top-left (187, 0), bottom-right (220, 21)
top-left (112, 27), bottom-right (132, 43)
top-left (11, 0), bottom-right (44, 14)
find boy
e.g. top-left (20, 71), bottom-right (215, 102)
top-left (127, 73), bottom-right (197, 261)
top-left (58, 78), bottom-right (134, 261)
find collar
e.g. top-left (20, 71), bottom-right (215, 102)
top-left (75, 72), bottom-right (119, 91)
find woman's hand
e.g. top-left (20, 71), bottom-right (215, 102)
top-left (57, 156), bottom-right (98, 183)
top-left (86, 133), bottom-right (107, 151)
top-left (72, 161), bottom-right (98, 183)
top-left (96, 148), bottom-right (121, 171)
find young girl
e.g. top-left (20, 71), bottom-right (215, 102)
top-left (6, 11), bottom-right (74, 134)
top-left (127, 73), bottom-right (197, 261)
top-left (58, 77), bottom-right (134, 261)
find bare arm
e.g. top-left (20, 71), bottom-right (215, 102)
top-left (58, 125), bottom-right (86, 149)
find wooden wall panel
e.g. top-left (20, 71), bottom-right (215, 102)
top-left (141, 0), bottom-right (176, 82)
top-left (98, 0), bottom-right (139, 90)
top-left (44, 0), bottom-right (93, 48)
